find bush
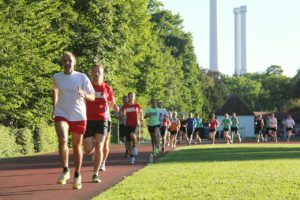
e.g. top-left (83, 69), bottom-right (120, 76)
top-left (0, 126), bottom-right (22, 158)
top-left (110, 119), bottom-right (119, 143)
top-left (13, 128), bottom-right (34, 155)
top-left (36, 121), bottom-right (58, 153)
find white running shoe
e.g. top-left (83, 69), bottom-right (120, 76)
top-left (133, 147), bottom-right (138, 156)
top-left (130, 157), bottom-right (135, 165)
top-left (57, 171), bottom-right (70, 184)
top-left (73, 175), bottom-right (82, 189)
top-left (100, 163), bottom-right (106, 171)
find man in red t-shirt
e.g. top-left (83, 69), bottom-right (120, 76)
top-left (120, 92), bottom-right (143, 164)
top-left (84, 64), bottom-right (118, 183)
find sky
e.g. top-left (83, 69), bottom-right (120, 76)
top-left (160, 0), bottom-right (300, 77)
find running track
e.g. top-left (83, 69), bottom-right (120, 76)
top-left (0, 143), bottom-right (165, 200)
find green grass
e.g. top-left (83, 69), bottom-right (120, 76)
top-left (94, 144), bottom-right (300, 200)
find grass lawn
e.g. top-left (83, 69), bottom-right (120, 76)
top-left (94, 144), bottom-right (300, 200)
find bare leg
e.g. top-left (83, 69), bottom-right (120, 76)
top-left (154, 127), bottom-right (160, 150)
top-left (71, 132), bottom-right (83, 173)
top-left (55, 121), bottom-right (69, 169)
top-left (102, 134), bottom-right (110, 162)
top-left (236, 131), bottom-right (241, 143)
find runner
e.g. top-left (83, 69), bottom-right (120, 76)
top-left (157, 101), bottom-right (169, 152)
top-left (221, 113), bottom-right (232, 144)
top-left (120, 92), bottom-right (143, 164)
top-left (186, 112), bottom-right (196, 146)
top-left (52, 52), bottom-right (95, 189)
top-left (178, 114), bottom-right (187, 144)
top-left (118, 96), bottom-right (129, 157)
top-left (269, 113), bottom-right (278, 143)
top-left (83, 64), bottom-right (118, 183)
top-left (230, 112), bottom-right (241, 143)
top-left (208, 114), bottom-right (219, 144)
top-left (169, 111), bottom-right (181, 147)
top-left (144, 98), bottom-right (161, 156)
top-left (285, 114), bottom-right (295, 142)
top-left (255, 114), bottom-right (264, 142)
top-left (194, 112), bottom-right (203, 144)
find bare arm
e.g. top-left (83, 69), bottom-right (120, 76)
top-left (139, 110), bottom-right (144, 122)
top-left (85, 93), bottom-right (95, 101)
top-left (78, 88), bottom-right (95, 101)
top-left (52, 89), bottom-right (58, 119)
top-left (108, 101), bottom-right (119, 112)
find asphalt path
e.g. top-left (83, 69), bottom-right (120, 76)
top-left (0, 143), bottom-right (163, 200)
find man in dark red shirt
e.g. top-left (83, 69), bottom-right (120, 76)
top-left (120, 92), bottom-right (143, 164)
top-left (84, 64), bottom-right (118, 183)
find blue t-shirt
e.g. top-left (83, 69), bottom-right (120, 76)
top-left (186, 118), bottom-right (196, 131)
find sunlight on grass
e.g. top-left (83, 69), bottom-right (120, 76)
top-left (94, 144), bottom-right (300, 200)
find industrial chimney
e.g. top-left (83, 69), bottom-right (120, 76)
top-left (240, 6), bottom-right (247, 75)
top-left (209, 0), bottom-right (219, 72)
top-left (234, 7), bottom-right (241, 75)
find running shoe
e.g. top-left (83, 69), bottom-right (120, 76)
top-left (130, 156), bottom-right (135, 165)
top-left (73, 175), bottom-right (82, 189)
top-left (133, 147), bottom-right (138, 156)
top-left (153, 148), bottom-right (159, 156)
top-left (57, 171), bottom-right (70, 185)
top-left (100, 163), bottom-right (106, 171)
top-left (152, 149), bottom-right (156, 156)
top-left (92, 175), bottom-right (101, 183)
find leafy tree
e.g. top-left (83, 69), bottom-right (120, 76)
top-left (290, 68), bottom-right (300, 98)
top-left (201, 73), bottom-right (228, 117)
top-left (223, 76), bottom-right (262, 110)
top-left (265, 65), bottom-right (283, 76)
top-left (0, 0), bottom-right (77, 128)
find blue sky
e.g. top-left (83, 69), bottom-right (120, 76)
top-left (161, 0), bottom-right (300, 77)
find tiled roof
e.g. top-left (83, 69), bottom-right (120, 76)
top-left (215, 94), bottom-right (254, 115)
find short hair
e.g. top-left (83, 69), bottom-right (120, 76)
top-left (128, 92), bottom-right (135, 97)
top-left (62, 51), bottom-right (76, 62)
top-left (92, 64), bottom-right (104, 70)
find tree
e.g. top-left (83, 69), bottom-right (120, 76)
top-left (0, 0), bottom-right (77, 128)
top-left (265, 65), bottom-right (283, 76)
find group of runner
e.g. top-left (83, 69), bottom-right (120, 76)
top-left (205, 113), bottom-right (241, 145)
top-left (52, 52), bottom-right (297, 190)
top-left (52, 52), bottom-right (182, 190)
top-left (52, 52), bottom-right (119, 189)
top-left (255, 113), bottom-right (295, 143)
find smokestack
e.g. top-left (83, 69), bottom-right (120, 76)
top-left (209, 0), bottom-right (219, 72)
top-left (240, 6), bottom-right (247, 74)
top-left (234, 7), bottom-right (241, 75)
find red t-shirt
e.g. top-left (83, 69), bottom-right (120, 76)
top-left (121, 103), bottom-right (141, 126)
top-left (209, 119), bottom-right (218, 129)
top-left (86, 82), bottom-right (115, 120)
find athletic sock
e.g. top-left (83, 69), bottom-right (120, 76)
top-left (74, 171), bottom-right (80, 178)
top-left (63, 167), bottom-right (69, 173)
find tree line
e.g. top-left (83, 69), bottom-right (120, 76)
top-left (0, 0), bottom-right (299, 132)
